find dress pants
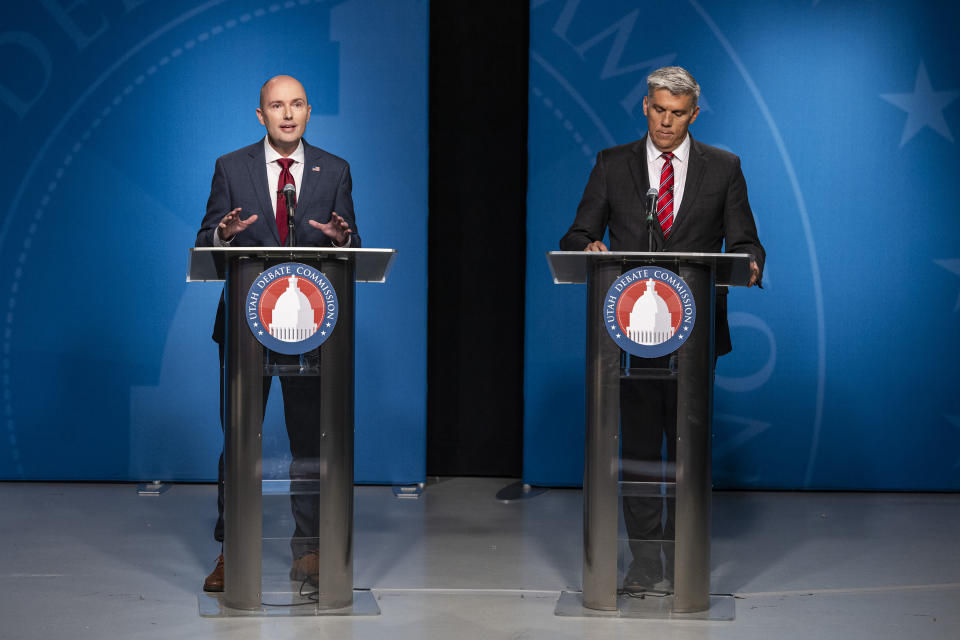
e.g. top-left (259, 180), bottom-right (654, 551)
top-left (215, 345), bottom-right (322, 559)
top-left (620, 354), bottom-right (677, 587)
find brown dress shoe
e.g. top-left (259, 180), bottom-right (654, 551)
top-left (289, 551), bottom-right (319, 586)
top-left (203, 554), bottom-right (224, 592)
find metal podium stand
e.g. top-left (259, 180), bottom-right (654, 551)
top-left (547, 251), bottom-right (753, 620)
top-left (187, 247), bottom-right (396, 617)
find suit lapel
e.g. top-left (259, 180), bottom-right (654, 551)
top-left (296, 141), bottom-right (326, 226)
top-left (627, 139), bottom-right (650, 196)
top-left (246, 142), bottom-right (281, 245)
top-left (670, 135), bottom-right (707, 240)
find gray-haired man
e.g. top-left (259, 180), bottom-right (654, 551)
top-left (560, 66), bottom-right (765, 592)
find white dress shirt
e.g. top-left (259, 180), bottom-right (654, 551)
top-left (645, 134), bottom-right (691, 224)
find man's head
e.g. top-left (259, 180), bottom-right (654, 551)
top-left (256, 75), bottom-right (311, 156)
top-left (642, 66), bottom-right (700, 153)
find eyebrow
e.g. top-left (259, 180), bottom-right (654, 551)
top-left (652, 104), bottom-right (688, 114)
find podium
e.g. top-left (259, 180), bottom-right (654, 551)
top-left (547, 251), bottom-right (753, 619)
top-left (187, 247), bottom-right (395, 616)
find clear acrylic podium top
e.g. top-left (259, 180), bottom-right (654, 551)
top-left (186, 247), bottom-right (397, 283)
top-left (545, 251), bottom-right (754, 286)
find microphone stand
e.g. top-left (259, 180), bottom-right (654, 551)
top-left (283, 184), bottom-right (297, 247)
top-left (646, 213), bottom-right (654, 252)
top-left (287, 203), bottom-right (296, 247)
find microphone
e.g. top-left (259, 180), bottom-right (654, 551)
top-left (645, 187), bottom-right (658, 252)
top-left (645, 187), bottom-right (658, 222)
top-left (283, 183), bottom-right (296, 246)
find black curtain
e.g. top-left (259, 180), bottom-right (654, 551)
top-left (427, 2), bottom-right (529, 477)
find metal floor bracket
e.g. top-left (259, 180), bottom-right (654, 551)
top-left (495, 481), bottom-right (548, 503)
top-left (137, 481), bottom-right (170, 496)
top-left (392, 484), bottom-right (424, 499)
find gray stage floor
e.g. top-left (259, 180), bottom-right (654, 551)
top-left (1, 478), bottom-right (958, 639)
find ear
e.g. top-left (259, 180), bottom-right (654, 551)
top-left (256, 108), bottom-right (266, 126)
top-left (642, 95), bottom-right (649, 117)
top-left (305, 103), bottom-right (311, 123)
top-left (689, 105), bottom-right (700, 124)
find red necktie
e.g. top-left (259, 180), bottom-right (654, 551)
top-left (657, 152), bottom-right (674, 237)
top-left (276, 158), bottom-right (296, 246)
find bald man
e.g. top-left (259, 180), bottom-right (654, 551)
top-left (196, 75), bottom-right (361, 592)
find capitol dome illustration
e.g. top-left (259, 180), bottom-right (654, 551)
top-left (268, 276), bottom-right (318, 342)
top-left (626, 279), bottom-right (675, 345)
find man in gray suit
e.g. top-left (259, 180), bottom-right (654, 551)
top-left (196, 75), bottom-right (360, 592)
top-left (560, 66), bottom-right (764, 592)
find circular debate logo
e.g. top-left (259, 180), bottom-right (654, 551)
top-left (246, 262), bottom-right (338, 355)
top-left (604, 266), bottom-right (696, 358)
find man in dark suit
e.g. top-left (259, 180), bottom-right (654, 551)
top-left (195, 75), bottom-right (360, 592)
top-left (560, 66), bottom-right (764, 592)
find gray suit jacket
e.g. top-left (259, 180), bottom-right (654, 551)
top-left (560, 135), bottom-right (764, 356)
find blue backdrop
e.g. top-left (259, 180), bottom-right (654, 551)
top-left (0, 0), bottom-right (428, 483)
top-left (524, 0), bottom-right (960, 490)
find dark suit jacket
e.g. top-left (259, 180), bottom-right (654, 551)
top-left (195, 138), bottom-right (361, 343)
top-left (559, 135), bottom-right (765, 356)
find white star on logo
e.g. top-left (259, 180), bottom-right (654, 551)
top-left (326, 322), bottom-right (332, 328)
top-left (253, 322), bottom-right (259, 328)
top-left (321, 331), bottom-right (326, 336)
top-left (258, 330), bottom-right (263, 335)
top-left (615, 333), bottom-right (622, 339)
top-left (881, 61), bottom-right (960, 147)
top-left (935, 259), bottom-right (960, 311)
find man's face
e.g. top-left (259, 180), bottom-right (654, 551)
top-left (256, 76), bottom-right (311, 153)
top-left (642, 88), bottom-right (699, 153)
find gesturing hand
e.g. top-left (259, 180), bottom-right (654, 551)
top-left (308, 211), bottom-right (352, 246)
top-left (217, 208), bottom-right (258, 242)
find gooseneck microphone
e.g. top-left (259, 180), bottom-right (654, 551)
top-left (283, 183), bottom-right (296, 246)
top-left (645, 187), bottom-right (658, 252)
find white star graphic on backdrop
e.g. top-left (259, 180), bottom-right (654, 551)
top-left (881, 61), bottom-right (960, 147)
top-left (934, 259), bottom-right (960, 311)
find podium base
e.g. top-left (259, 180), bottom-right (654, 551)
top-left (554, 590), bottom-right (734, 620)
top-left (198, 589), bottom-right (380, 617)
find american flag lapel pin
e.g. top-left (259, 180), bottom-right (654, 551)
top-left (311, 166), bottom-right (320, 172)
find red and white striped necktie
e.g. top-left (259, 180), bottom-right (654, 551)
top-left (657, 151), bottom-right (675, 237)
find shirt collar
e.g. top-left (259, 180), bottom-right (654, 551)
top-left (646, 133), bottom-right (691, 164)
top-left (263, 137), bottom-right (305, 165)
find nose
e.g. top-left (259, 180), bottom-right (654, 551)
top-left (662, 112), bottom-right (673, 127)
top-left (282, 103), bottom-right (292, 119)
